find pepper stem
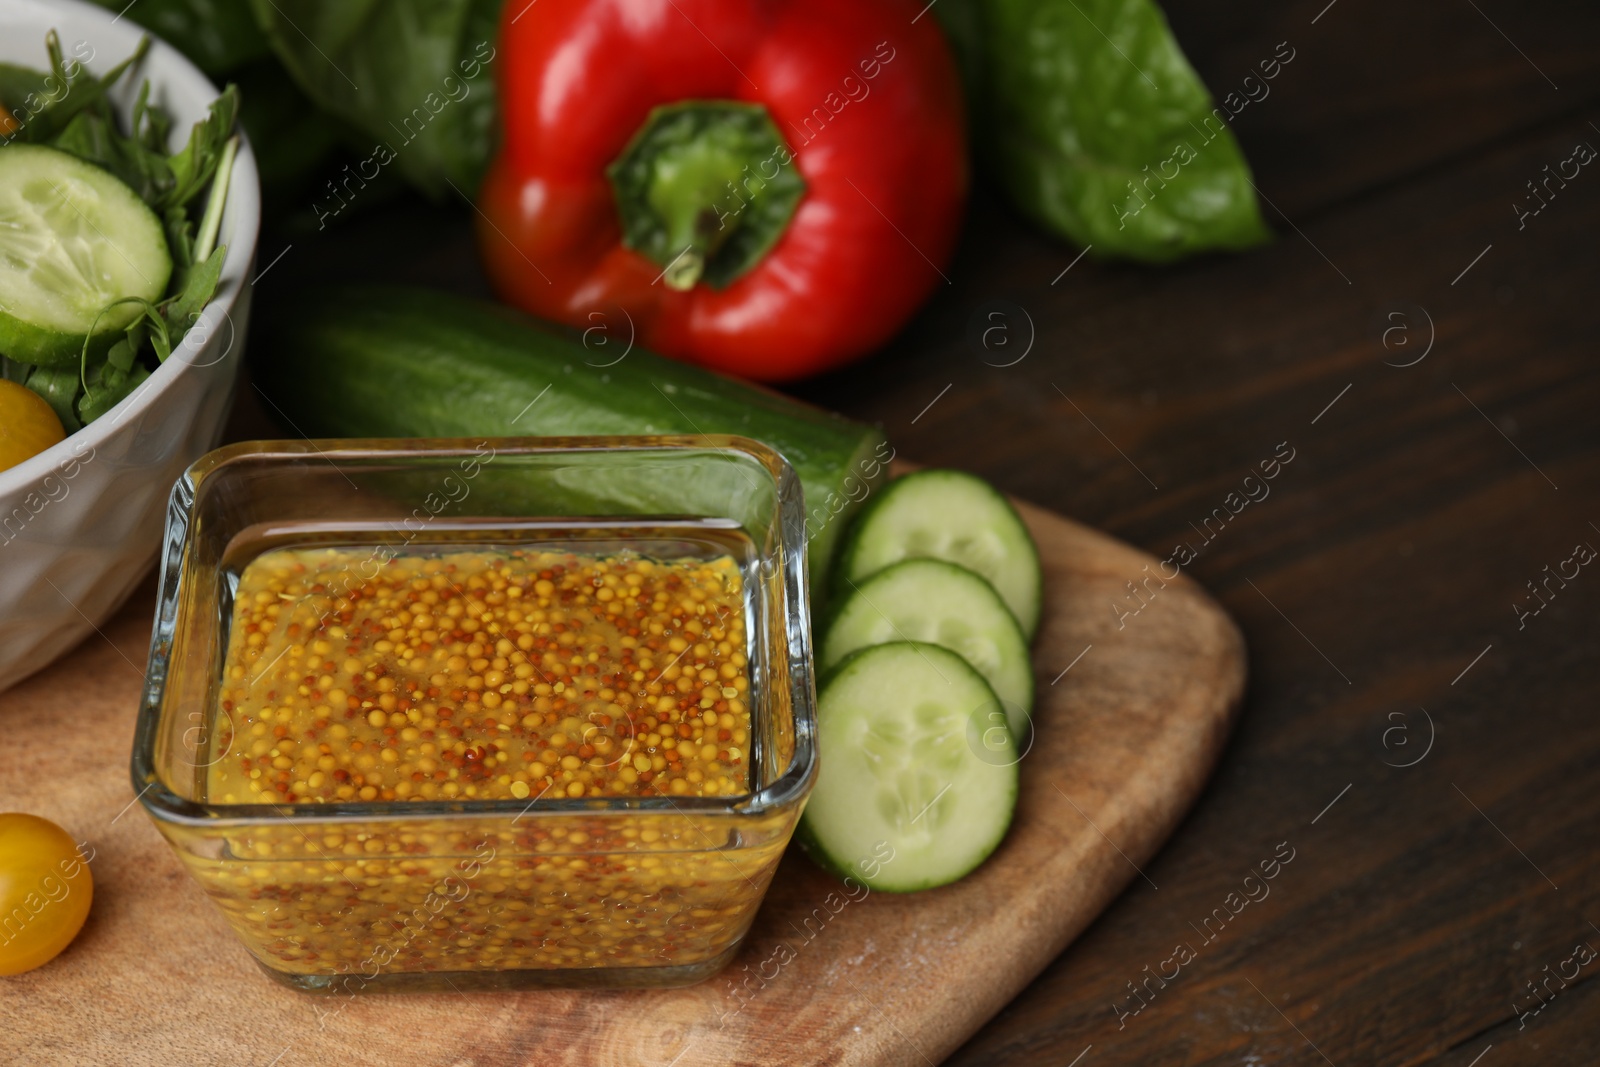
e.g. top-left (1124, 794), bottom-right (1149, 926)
top-left (607, 101), bottom-right (805, 291)
top-left (663, 248), bottom-right (706, 291)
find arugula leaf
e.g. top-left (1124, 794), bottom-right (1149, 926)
top-left (52, 93), bottom-right (175, 204)
top-left (940, 0), bottom-right (1269, 262)
top-left (7, 32), bottom-right (150, 147)
top-left (49, 80), bottom-right (238, 243)
top-left (39, 107), bottom-right (111, 162)
top-left (0, 64), bottom-right (51, 123)
top-left (161, 84), bottom-right (239, 210)
top-left (24, 366), bottom-right (84, 433)
top-left (73, 0), bottom-right (341, 196)
top-left (73, 300), bottom-right (167, 422)
top-left (247, 0), bottom-right (503, 196)
top-left (106, 330), bottom-right (140, 374)
top-left (78, 358), bottom-right (152, 423)
top-left (159, 123), bottom-right (236, 271)
top-left (164, 204), bottom-right (197, 275)
top-left (0, 33), bottom-right (238, 426)
top-left (164, 244), bottom-right (228, 343)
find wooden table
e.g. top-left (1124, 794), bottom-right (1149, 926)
top-left (217, 1), bottom-right (1600, 1062)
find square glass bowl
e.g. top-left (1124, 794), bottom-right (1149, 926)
top-left (132, 435), bottom-right (817, 992)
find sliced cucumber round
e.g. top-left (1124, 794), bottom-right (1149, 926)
top-left (821, 559), bottom-right (1033, 734)
top-left (837, 469), bottom-right (1043, 638)
top-left (800, 642), bottom-right (1017, 892)
top-left (0, 144), bottom-right (172, 367)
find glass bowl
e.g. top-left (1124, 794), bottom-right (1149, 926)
top-left (131, 435), bottom-right (817, 992)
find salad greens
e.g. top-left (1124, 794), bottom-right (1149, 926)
top-left (0, 32), bottom-right (239, 430)
top-left (81, 0), bottom-right (497, 201)
top-left (938, 0), bottom-right (1270, 262)
top-left (85, 0), bottom-right (340, 197)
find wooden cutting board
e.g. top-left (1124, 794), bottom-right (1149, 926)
top-left (0, 494), bottom-right (1244, 1067)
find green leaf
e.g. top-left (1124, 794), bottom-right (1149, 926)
top-left (57, 79), bottom-right (237, 224)
top-left (149, 320), bottom-right (173, 364)
top-left (0, 63), bottom-right (51, 123)
top-left (9, 32), bottom-right (237, 425)
top-left (22, 34), bottom-right (189, 210)
top-left (105, 336), bottom-right (136, 374)
top-left (109, 314), bottom-right (153, 374)
top-left (85, 0), bottom-right (273, 75)
top-left (164, 244), bottom-right (227, 341)
top-left (52, 101), bottom-right (177, 206)
top-left (247, 0), bottom-right (503, 197)
top-left (23, 365), bottom-right (84, 433)
top-left (941, 0), bottom-right (1270, 262)
top-left (160, 83), bottom-right (240, 211)
top-left (78, 359), bottom-right (151, 423)
top-left (164, 204), bottom-right (197, 273)
top-left (43, 107), bottom-right (112, 162)
top-left (70, 0), bottom-right (339, 197)
top-left (12, 32), bottom-right (150, 146)
top-left (137, 84), bottom-right (175, 154)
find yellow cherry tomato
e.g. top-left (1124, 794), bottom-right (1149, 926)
top-left (0, 380), bottom-right (66, 472)
top-left (0, 813), bottom-right (93, 976)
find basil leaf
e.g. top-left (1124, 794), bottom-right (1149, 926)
top-left (86, 0), bottom-right (272, 75)
top-left (246, 0), bottom-right (503, 197)
top-left (942, 0), bottom-right (1269, 262)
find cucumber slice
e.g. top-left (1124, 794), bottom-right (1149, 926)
top-left (821, 559), bottom-right (1034, 734)
top-left (800, 643), bottom-right (1017, 892)
top-left (837, 470), bottom-right (1044, 638)
top-left (0, 144), bottom-right (172, 367)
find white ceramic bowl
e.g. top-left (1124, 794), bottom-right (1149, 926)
top-left (0, 0), bottom-right (260, 693)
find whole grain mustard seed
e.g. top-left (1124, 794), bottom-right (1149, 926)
top-left (192, 543), bottom-right (777, 980)
top-left (210, 546), bottom-right (752, 805)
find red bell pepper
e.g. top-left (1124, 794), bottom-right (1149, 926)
top-left (477, 0), bottom-right (967, 381)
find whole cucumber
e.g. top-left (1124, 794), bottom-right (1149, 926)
top-left (251, 286), bottom-right (891, 586)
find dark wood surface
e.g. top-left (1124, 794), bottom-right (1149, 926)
top-left (227, 2), bottom-right (1600, 1063)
